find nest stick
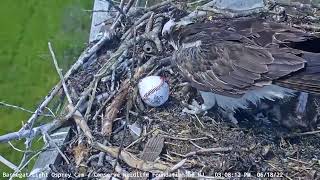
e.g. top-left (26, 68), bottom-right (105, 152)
top-left (146, 12), bottom-right (155, 33)
top-left (42, 131), bottom-right (70, 164)
top-left (147, 0), bottom-right (172, 11)
top-left (48, 42), bottom-right (73, 104)
top-left (104, 0), bottom-right (127, 17)
top-left (67, 104), bottom-right (94, 142)
top-left (0, 101), bottom-right (53, 117)
top-left (9, 150), bottom-right (43, 180)
top-left (19, 32), bottom-right (114, 133)
top-left (102, 82), bottom-right (129, 136)
top-left (183, 147), bottom-right (232, 157)
top-left (0, 155), bottom-right (18, 171)
top-left (111, 0), bottom-right (135, 29)
top-left (84, 80), bottom-right (99, 120)
top-left (199, 5), bottom-right (268, 18)
top-left (92, 142), bottom-right (170, 172)
top-left (101, 57), bottom-right (158, 136)
top-left (92, 91), bottom-right (116, 121)
top-left (121, 11), bottom-right (153, 40)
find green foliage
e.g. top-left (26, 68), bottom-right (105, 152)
top-left (0, 0), bottom-right (92, 174)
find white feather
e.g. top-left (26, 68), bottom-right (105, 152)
top-left (200, 85), bottom-right (295, 112)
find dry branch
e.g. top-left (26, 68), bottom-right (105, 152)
top-left (48, 42), bottom-right (73, 104)
top-left (101, 57), bottom-right (158, 136)
top-left (92, 142), bottom-right (170, 172)
top-left (66, 105), bottom-right (94, 142)
top-left (0, 155), bottom-right (18, 171)
top-left (183, 147), bottom-right (232, 157)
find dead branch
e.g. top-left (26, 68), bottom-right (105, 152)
top-left (42, 131), bottom-right (70, 164)
top-left (283, 130), bottom-right (320, 138)
top-left (101, 56), bottom-right (158, 136)
top-left (178, 147), bottom-right (232, 158)
top-left (48, 42), bottom-right (73, 104)
top-left (0, 155), bottom-right (18, 171)
top-left (199, 6), bottom-right (269, 18)
top-left (0, 119), bottom-right (64, 143)
top-left (66, 105), bottom-right (94, 142)
top-left (0, 101), bottom-right (53, 117)
top-left (92, 142), bottom-right (170, 172)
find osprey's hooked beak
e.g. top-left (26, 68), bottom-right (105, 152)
top-left (162, 19), bottom-right (178, 50)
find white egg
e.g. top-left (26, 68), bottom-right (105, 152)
top-left (138, 76), bottom-right (169, 107)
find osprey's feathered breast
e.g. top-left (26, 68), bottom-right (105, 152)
top-left (171, 19), bottom-right (311, 97)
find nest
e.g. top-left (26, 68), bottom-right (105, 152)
top-left (39, 0), bottom-right (320, 179)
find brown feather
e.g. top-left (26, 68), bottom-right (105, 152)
top-left (171, 18), bottom-right (320, 97)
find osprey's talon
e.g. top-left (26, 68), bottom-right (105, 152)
top-left (182, 99), bottom-right (207, 115)
top-left (220, 110), bottom-right (238, 124)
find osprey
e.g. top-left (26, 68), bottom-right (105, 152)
top-left (162, 18), bottom-right (320, 123)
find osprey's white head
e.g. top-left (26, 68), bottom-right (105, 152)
top-left (162, 19), bottom-right (176, 37)
top-left (162, 19), bottom-right (193, 50)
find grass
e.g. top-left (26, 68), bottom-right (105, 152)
top-left (0, 0), bottom-right (92, 174)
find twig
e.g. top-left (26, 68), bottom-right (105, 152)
top-left (0, 154), bottom-right (18, 171)
top-left (283, 130), bottom-right (320, 138)
top-left (42, 131), bottom-right (70, 164)
top-left (45, 107), bottom-right (56, 118)
top-left (183, 147), bottom-right (232, 157)
top-left (293, 23), bottom-right (320, 31)
top-left (111, 0), bottom-right (135, 29)
top-left (199, 5), bottom-right (269, 18)
top-left (194, 114), bottom-right (205, 128)
top-left (84, 80), bottom-right (98, 121)
top-left (145, 12), bottom-right (155, 32)
top-left (0, 118), bottom-right (66, 143)
top-left (162, 134), bottom-right (209, 141)
top-left (97, 140), bottom-right (109, 167)
top-left (0, 101), bottom-right (53, 117)
top-left (92, 142), bottom-right (170, 172)
top-left (48, 42), bottom-right (73, 104)
top-left (121, 11), bottom-right (153, 40)
top-left (287, 157), bottom-right (310, 165)
top-left (103, 0), bottom-right (127, 17)
top-left (86, 154), bottom-right (100, 165)
top-left (100, 56), bottom-right (158, 136)
top-left (8, 141), bottom-right (30, 153)
top-left (146, 0), bottom-right (172, 11)
top-left (9, 150), bottom-right (43, 180)
top-left (152, 158), bottom-right (187, 180)
top-left (189, 140), bottom-right (204, 149)
top-left (92, 91), bottom-right (116, 121)
top-left (187, 0), bottom-right (210, 7)
top-left (102, 85), bottom-right (129, 136)
top-left (67, 104), bottom-right (94, 143)
top-left (112, 94), bottom-right (131, 174)
top-left (105, 155), bottom-right (129, 179)
top-left (124, 129), bottom-right (157, 150)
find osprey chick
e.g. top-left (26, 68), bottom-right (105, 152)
top-left (163, 18), bottom-right (320, 123)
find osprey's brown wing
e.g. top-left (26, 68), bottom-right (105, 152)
top-left (172, 20), bottom-right (314, 97)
